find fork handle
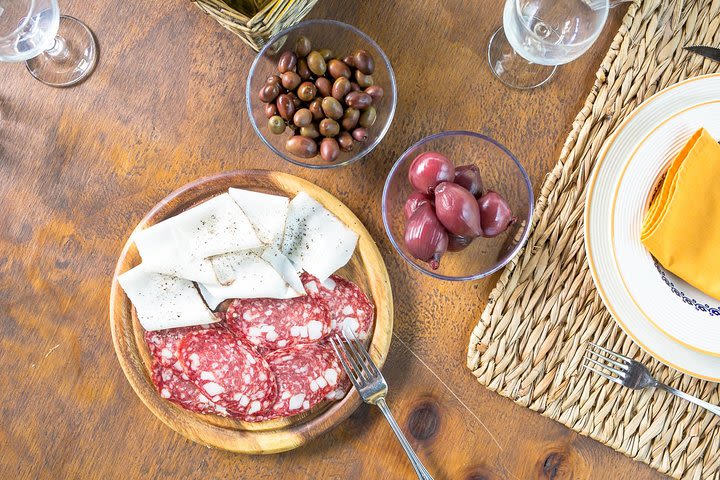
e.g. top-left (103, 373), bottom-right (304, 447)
top-left (376, 398), bottom-right (434, 480)
top-left (656, 382), bottom-right (720, 416)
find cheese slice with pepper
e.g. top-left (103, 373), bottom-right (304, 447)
top-left (118, 265), bottom-right (218, 330)
top-left (281, 192), bottom-right (359, 282)
top-left (228, 188), bottom-right (288, 247)
top-left (135, 193), bottom-right (262, 283)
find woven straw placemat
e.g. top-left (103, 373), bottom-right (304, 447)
top-left (466, 1), bottom-right (720, 478)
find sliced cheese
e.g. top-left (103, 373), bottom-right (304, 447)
top-left (135, 226), bottom-right (218, 284)
top-left (228, 188), bottom-right (289, 247)
top-left (261, 245), bottom-right (305, 295)
top-left (134, 193), bottom-right (262, 283)
top-left (281, 192), bottom-right (359, 281)
top-left (202, 252), bottom-right (301, 304)
top-left (209, 248), bottom-right (264, 285)
top-left (118, 265), bottom-right (218, 331)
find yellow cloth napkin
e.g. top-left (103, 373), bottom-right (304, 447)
top-left (641, 128), bottom-right (720, 300)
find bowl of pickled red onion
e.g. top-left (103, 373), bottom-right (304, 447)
top-left (381, 131), bottom-right (534, 281)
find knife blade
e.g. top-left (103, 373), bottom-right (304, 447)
top-left (684, 45), bottom-right (720, 63)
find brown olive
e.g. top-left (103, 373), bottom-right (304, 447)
top-left (264, 102), bottom-right (278, 118)
top-left (306, 51), bottom-right (326, 76)
top-left (286, 135), bottom-right (317, 158)
top-left (293, 108), bottom-right (312, 128)
top-left (350, 82), bottom-right (362, 92)
top-left (341, 55), bottom-right (355, 67)
top-left (287, 92), bottom-right (301, 108)
top-left (341, 107), bottom-right (360, 130)
top-left (266, 74), bottom-right (282, 86)
top-left (321, 96), bottom-right (343, 120)
top-left (352, 127), bottom-right (368, 142)
top-left (268, 115), bottom-right (285, 134)
top-left (259, 83), bottom-right (280, 103)
top-left (353, 49), bottom-right (375, 75)
top-left (337, 131), bottom-right (354, 151)
top-left (327, 59), bottom-right (351, 79)
top-left (295, 36), bottom-right (312, 57)
top-left (297, 81), bottom-right (317, 102)
top-left (299, 124), bottom-right (320, 139)
top-left (318, 48), bottom-right (333, 61)
top-left (359, 106), bottom-right (377, 128)
top-left (297, 58), bottom-right (312, 80)
top-left (308, 98), bottom-right (325, 120)
top-left (355, 70), bottom-right (374, 87)
top-left (277, 51), bottom-right (297, 73)
top-left (320, 137), bottom-right (340, 162)
top-left (281, 71), bottom-right (301, 90)
top-left (332, 77), bottom-right (351, 100)
top-left (319, 118), bottom-right (340, 137)
top-left (315, 77), bottom-right (332, 98)
top-left (345, 91), bottom-right (373, 109)
top-left (365, 85), bottom-right (384, 103)
top-left (276, 93), bottom-right (296, 121)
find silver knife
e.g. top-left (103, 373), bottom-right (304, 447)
top-left (684, 45), bottom-right (720, 63)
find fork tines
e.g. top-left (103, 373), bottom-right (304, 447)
top-left (583, 342), bottom-right (630, 385)
top-left (329, 328), bottom-right (381, 389)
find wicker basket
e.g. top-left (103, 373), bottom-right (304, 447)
top-left (192, 0), bottom-right (319, 52)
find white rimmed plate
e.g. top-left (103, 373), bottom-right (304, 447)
top-left (585, 73), bottom-right (720, 380)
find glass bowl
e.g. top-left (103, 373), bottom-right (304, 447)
top-left (246, 19), bottom-right (397, 169)
top-left (382, 131), bottom-right (534, 281)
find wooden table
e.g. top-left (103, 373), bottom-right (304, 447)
top-left (0, 1), bottom-right (667, 478)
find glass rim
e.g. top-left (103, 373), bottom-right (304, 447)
top-left (381, 130), bottom-right (535, 282)
top-left (511, 0), bottom-right (609, 49)
top-left (245, 18), bottom-right (398, 170)
top-left (0, 0), bottom-right (39, 44)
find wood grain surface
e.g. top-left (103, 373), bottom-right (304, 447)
top-left (110, 170), bottom-right (393, 454)
top-left (0, 0), bottom-right (667, 478)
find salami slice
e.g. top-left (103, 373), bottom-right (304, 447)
top-left (225, 296), bottom-right (331, 351)
top-left (301, 273), bottom-right (374, 340)
top-left (150, 363), bottom-right (229, 415)
top-left (178, 328), bottom-right (277, 416)
top-left (244, 343), bottom-right (346, 422)
top-left (145, 315), bottom-right (229, 415)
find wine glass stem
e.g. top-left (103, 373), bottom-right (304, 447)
top-left (44, 36), bottom-right (70, 62)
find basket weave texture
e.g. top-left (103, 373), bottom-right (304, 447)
top-left (467, 0), bottom-right (720, 478)
top-left (192, 0), bottom-right (318, 51)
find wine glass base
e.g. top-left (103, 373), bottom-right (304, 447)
top-left (25, 15), bottom-right (98, 88)
top-left (487, 27), bottom-right (557, 90)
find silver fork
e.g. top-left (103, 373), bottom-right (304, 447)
top-left (584, 342), bottom-right (720, 416)
top-left (330, 329), bottom-right (434, 480)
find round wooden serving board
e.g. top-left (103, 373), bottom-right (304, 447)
top-left (109, 170), bottom-right (393, 454)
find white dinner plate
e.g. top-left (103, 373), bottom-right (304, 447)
top-left (585, 73), bottom-right (720, 380)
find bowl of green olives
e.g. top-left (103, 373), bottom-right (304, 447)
top-left (247, 19), bottom-right (397, 169)
top-left (382, 131), bottom-right (534, 281)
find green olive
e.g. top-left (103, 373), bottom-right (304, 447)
top-left (293, 108), bottom-right (312, 128)
top-left (300, 124), bottom-right (320, 139)
top-left (355, 70), bottom-right (374, 87)
top-left (306, 51), bottom-right (326, 76)
top-left (285, 135), bottom-right (317, 158)
top-left (359, 106), bottom-right (377, 128)
top-left (319, 118), bottom-right (340, 137)
top-left (318, 48), bottom-right (333, 61)
top-left (321, 96), bottom-right (343, 120)
top-left (341, 107), bottom-right (360, 130)
top-left (268, 115), bottom-right (285, 135)
top-left (297, 81), bottom-right (317, 102)
top-left (295, 36), bottom-right (312, 57)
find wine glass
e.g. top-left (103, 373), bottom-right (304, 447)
top-left (488, 0), bottom-right (621, 90)
top-left (0, 0), bottom-right (98, 87)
